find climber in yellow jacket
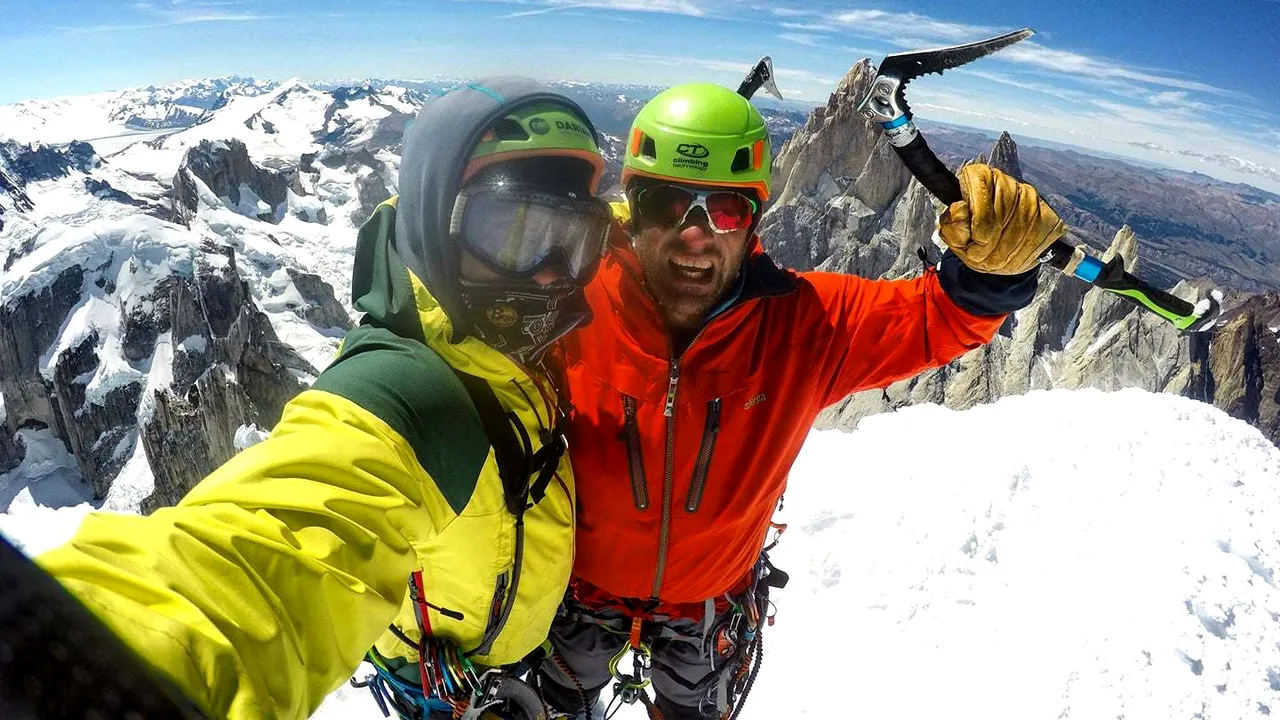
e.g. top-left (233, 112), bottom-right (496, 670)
top-left (36, 78), bottom-right (613, 719)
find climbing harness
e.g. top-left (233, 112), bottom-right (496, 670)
top-left (604, 617), bottom-right (661, 720)
top-left (593, 544), bottom-right (789, 720)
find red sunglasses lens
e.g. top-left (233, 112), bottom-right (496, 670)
top-left (706, 192), bottom-right (754, 230)
top-left (638, 186), bottom-right (694, 226)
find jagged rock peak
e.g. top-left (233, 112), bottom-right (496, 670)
top-left (1105, 225), bottom-right (1139, 271)
top-left (813, 60), bottom-right (877, 125)
top-left (0, 140), bottom-right (99, 184)
top-left (171, 139), bottom-right (291, 225)
top-left (989, 131), bottom-right (1022, 180)
top-left (770, 59), bottom-right (890, 208)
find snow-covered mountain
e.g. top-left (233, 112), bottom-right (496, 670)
top-left (4, 389), bottom-right (1278, 719)
top-left (0, 78), bottom-right (427, 505)
top-left (0, 76), bottom-right (279, 149)
top-left (109, 76), bottom-right (279, 130)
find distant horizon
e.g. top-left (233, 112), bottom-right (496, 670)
top-left (4, 69), bottom-right (1278, 199)
top-left (6, 1), bottom-right (1278, 195)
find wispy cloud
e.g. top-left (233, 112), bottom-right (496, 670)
top-left (585, 50), bottom-right (836, 97)
top-left (779, 21), bottom-right (832, 32)
top-left (831, 9), bottom-right (996, 41)
top-left (955, 68), bottom-right (1090, 103)
top-left (997, 42), bottom-right (1244, 98)
top-left (770, 7), bottom-right (1250, 110)
top-left (1127, 142), bottom-right (1280, 183)
top-left (467, 0), bottom-right (705, 18)
top-left (60, 0), bottom-right (270, 33)
top-left (913, 83), bottom-right (1280, 191)
top-left (498, 4), bottom-right (583, 18)
top-left (778, 32), bottom-right (826, 47)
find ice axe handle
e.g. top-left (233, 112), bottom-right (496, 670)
top-left (892, 132), bottom-right (964, 205)
top-left (890, 132), bottom-right (1219, 332)
top-left (1041, 248), bottom-right (1220, 331)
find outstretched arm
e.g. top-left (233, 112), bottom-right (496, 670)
top-left (809, 252), bottom-right (1037, 407)
top-left (810, 163), bottom-right (1060, 406)
top-left (37, 335), bottom-right (466, 719)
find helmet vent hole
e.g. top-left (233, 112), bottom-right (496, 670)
top-left (491, 118), bottom-right (530, 141)
top-left (641, 136), bottom-right (657, 160)
top-left (731, 147), bottom-right (751, 173)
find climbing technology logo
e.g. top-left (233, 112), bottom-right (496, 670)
top-left (528, 118), bottom-right (550, 135)
top-left (676, 143), bottom-right (710, 159)
top-left (487, 304), bottom-right (518, 328)
top-left (744, 393), bottom-right (766, 410)
top-left (673, 143), bottom-right (710, 172)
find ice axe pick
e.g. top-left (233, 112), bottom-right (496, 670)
top-left (856, 29), bottom-right (1221, 332)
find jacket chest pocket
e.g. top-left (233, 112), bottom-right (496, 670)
top-left (617, 393), bottom-right (725, 514)
top-left (619, 395), bottom-right (649, 510)
top-left (684, 398), bottom-right (721, 513)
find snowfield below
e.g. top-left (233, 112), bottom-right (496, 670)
top-left (2, 388), bottom-right (1277, 718)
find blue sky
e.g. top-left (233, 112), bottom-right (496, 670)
top-left (3, 0), bottom-right (1279, 191)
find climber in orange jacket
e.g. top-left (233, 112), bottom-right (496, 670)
top-left (536, 82), bottom-right (1064, 719)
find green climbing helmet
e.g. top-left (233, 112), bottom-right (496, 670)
top-left (464, 101), bottom-right (605, 191)
top-left (622, 83), bottom-right (772, 201)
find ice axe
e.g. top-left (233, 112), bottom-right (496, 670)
top-left (737, 56), bottom-right (784, 101)
top-left (856, 30), bottom-right (1221, 332)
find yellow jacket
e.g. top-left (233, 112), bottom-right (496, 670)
top-left (38, 198), bottom-right (576, 718)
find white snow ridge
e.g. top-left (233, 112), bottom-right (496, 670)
top-left (315, 389), bottom-right (1280, 719)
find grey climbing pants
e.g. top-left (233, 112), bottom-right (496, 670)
top-left (534, 599), bottom-right (743, 720)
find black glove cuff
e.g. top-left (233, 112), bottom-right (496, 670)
top-left (937, 251), bottom-right (1039, 316)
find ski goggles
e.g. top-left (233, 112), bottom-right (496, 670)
top-left (634, 185), bottom-right (759, 234)
top-left (450, 186), bottom-right (613, 282)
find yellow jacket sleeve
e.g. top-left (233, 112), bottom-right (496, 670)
top-left (37, 389), bottom-right (457, 719)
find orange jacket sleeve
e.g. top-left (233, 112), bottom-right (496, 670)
top-left (806, 253), bottom-right (1038, 407)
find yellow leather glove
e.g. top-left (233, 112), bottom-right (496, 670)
top-left (938, 164), bottom-right (1067, 275)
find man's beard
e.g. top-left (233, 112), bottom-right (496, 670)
top-left (634, 234), bottom-right (744, 332)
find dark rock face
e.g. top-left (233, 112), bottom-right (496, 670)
top-left (171, 139), bottom-right (292, 225)
top-left (285, 269), bottom-right (353, 332)
top-left (49, 331), bottom-right (144, 496)
top-left (83, 177), bottom-right (151, 209)
top-left (140, 250), bottom-right (318, 511)
top-left (0, 423), bottom-right (21, 474)
top-left (758, 65), bottom-right (1279, 447)
top-left (0, 266), bottom-right (86, 446)
top-left (122, 277), bottom-right (174, 363)
top-left (1207, 293), bottom-right (1280, 443)
top-left (0, 141), bottom-right (99, 183)
top-left (988, 131), bottom-right (1023, 181)
top-left (352, 168), bottom-right (392, 225)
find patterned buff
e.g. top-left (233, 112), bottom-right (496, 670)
top-left (457, 280), bottom-right (591, 364)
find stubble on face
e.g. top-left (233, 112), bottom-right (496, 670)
top-left (632, 222), bottom-right (750, 332)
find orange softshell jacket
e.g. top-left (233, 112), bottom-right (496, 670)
top-left (556, 234), bottom-right (1029, 608)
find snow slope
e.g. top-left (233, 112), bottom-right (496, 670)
top-left (4, 388), bottom-right (1276, 718)
top-left (0, 77), bottom-right (277, 149)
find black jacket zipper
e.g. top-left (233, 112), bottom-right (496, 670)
top-left (685, 398), bottom-right (721, 513)
top-left (620, 395), bottom-right (649, 510)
